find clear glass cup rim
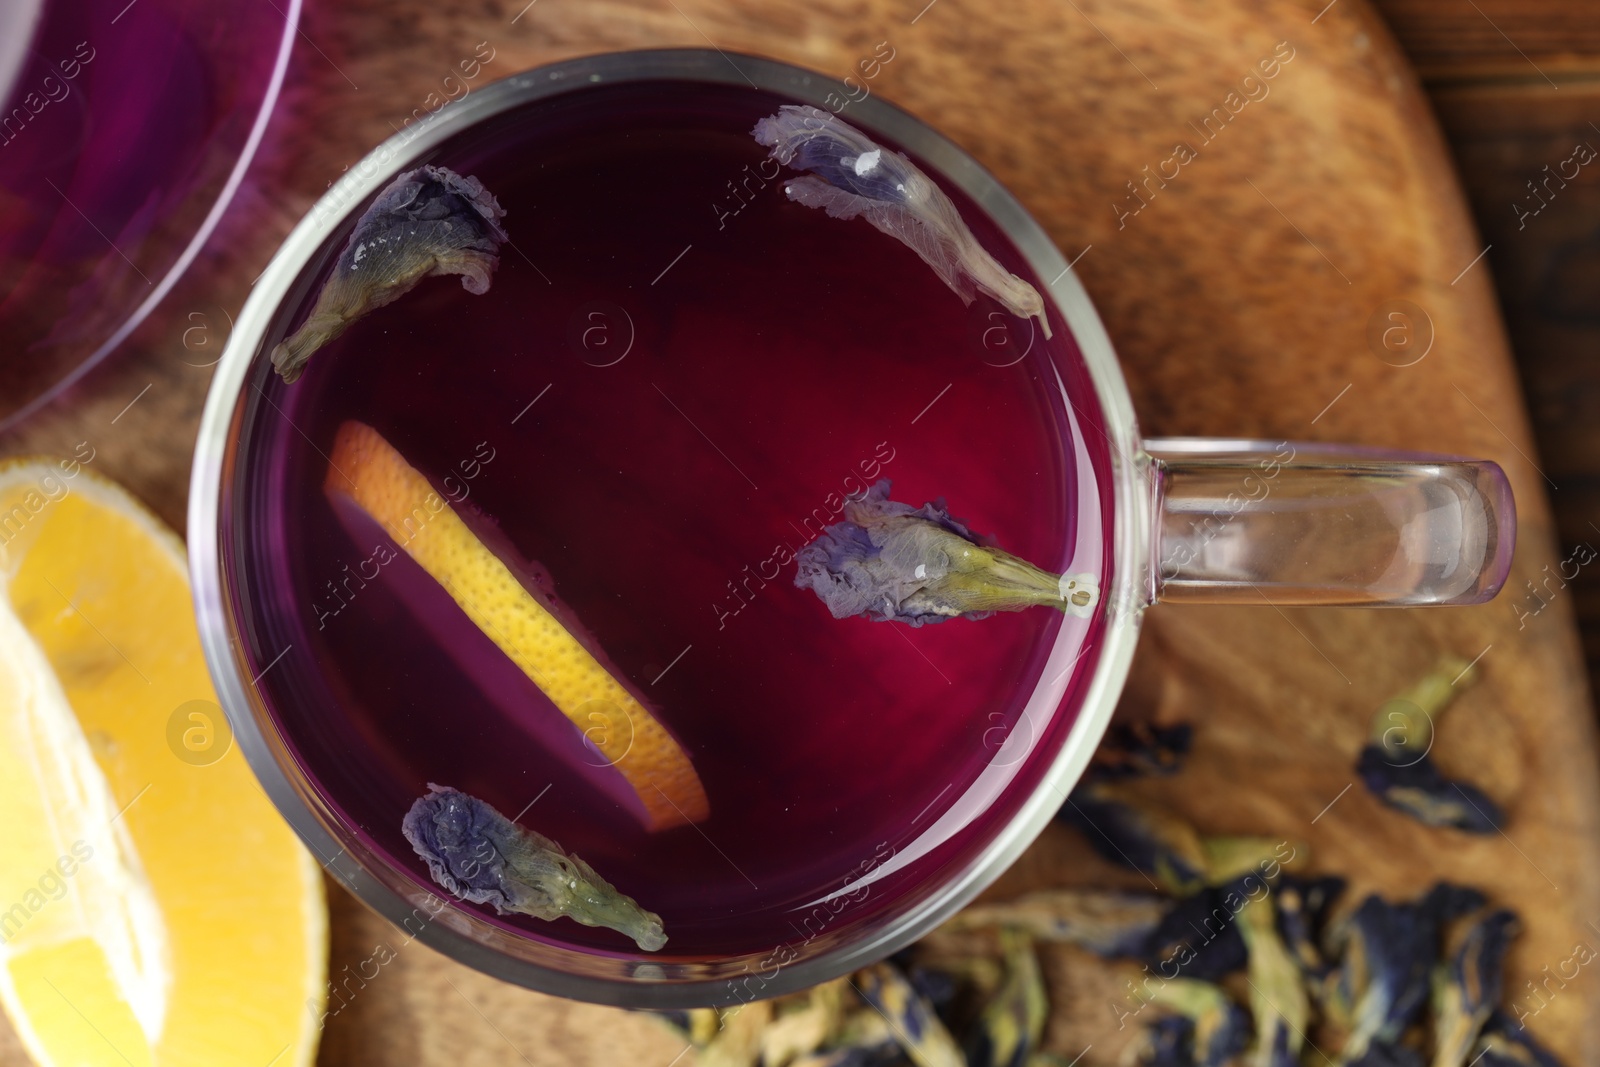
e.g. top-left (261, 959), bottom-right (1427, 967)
top-left (188, 47), bottom-right (1154, 1008)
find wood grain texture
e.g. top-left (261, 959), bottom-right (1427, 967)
top-left (1368, 0), bottom-right (1600, 81)
top-left (0, 0), bottom-right (1596, 1065)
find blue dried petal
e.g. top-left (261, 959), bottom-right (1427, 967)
top-left (1330, 884), bottom-right (1485, 1059)
top-left (1433, 909), bottom-right (1519, 1067)
top-left (795, 480), bottom-right (1078, 626)
top-left (1147, 979), bottom-right (1250, 1067)
top-left (1357, 659), bottom-right (1501, 834)
top-left (1136, 1016), bottom-right (1197, 1067)
top-left (1088, 722), bottom-right (1194, 780)
top-left (1139, 883), bottom-right (1250, 982)
top-left (1275, 874), bottom-right (1346, 980)
top-left (1472, 1011), bottom-right (1565, 1067)
top-left (401, 783), bottom-right (666, 951)
top-left (854, 961), bottom-right (965, 1067)
top-left (1059, 780), bottom-right (1208, 895)
top-left (272, 164), bottom-right (508, 381)
top-left (1356, 746), bottom-right (1504, 833)
top-left (964, 929), bottom-right (1047, 1067)
top-left (944, 887), bottom-right (1169, 958)
top-left (1237, 896), bottom-right (1308, 1067)
top-left (752, 105), bottom-right (1051, 338)
top-left (1346, 1042), bottom-right (1427, 1067)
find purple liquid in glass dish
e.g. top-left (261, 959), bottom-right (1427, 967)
top-left (222, 80), bottom-right (1113, 961)
top-left (0, 0), bottom-right (298, 428)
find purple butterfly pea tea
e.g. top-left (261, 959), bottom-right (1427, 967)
top-left (224, 80), bottom-right (1114, 959)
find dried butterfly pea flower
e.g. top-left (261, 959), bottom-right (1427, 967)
top-left (762, 979), bottom-right (850, 1067)
top-left (1202, 837), bottom-right (1304, 887)
top-left (1135, 1015), bottom-right (1199, 1067)
top-left (700, 1000), bottom-right (775, 1067)
top-left (1356, 658), bottom-right (1503, 834)
top-left (1326, 885), bottom-right (1485, 1059)
top-left (964, 928), bottom-right (1048, 1067)
top-left (271, 164), bottom-right (508, 382)
top-left (1345, 1042), bottom-right (1427, 1067)
top-left (1431, 909), bottom-right (1519, 1067)
top-left (795, 480), bottom-right (1098, 626)
top-left (1355, 749), bottom-right (1503, 833)
top-left (1058, 780), bottom-right (1208, 895)
top-left (1088, 722), bottom-right (1193, 780)
top-left (854, 961), bottom-right (967, 1067)
top-left (1237, 896), bottom-right (1309, 1067)
top-left (1145, 978), bottom-right (1251, 1067)
top-left (940, 887), bottom-right (1169, 958)
top-left (753, 105), bottom-right (1052, 339)
top-left (1139, 884), bottom-right (1250, 982)
top-left (1274, 874), bottom-right (1346, 981)
top-left (1471, 1011), bottom-right (1565, 1067)
top-left (649, 1006), bottom-right (721, 1046)
top-left (401, 783), bottom-right (666, 951)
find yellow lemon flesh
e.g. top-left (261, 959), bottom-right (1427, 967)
top-left (0, 459), bottom-right (326, 1067)
top-left (326, 420), bottom-right (709, 831)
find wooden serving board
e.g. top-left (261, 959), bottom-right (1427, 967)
top-left (3, 0), bottom-right (1597, 1064)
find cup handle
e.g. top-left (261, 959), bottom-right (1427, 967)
top-left (1145, 438), bottom-right (1516, 606)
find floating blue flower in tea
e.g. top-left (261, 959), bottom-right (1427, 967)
top-left (271, 165), bottom-right (508, 382)
top-left (401, 783), bottom-right (666, 951)
top-left (964, 928), bottom-right (1048, 1067)
top-left (1356, 659), bottom-right (1504, 833)
top-left (942, 887), bottom-right (1170, 958)
top-left (794, 480), bottom-right (1098, 626)
top-left (1433, 909), bottom-right (1519, 1067)
top-left (753, 105), bottom-right (1052, 339)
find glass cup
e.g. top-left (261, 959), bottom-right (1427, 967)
top-left (0, 0), bottom-right (299, 429)
top-left (188, 49), bottom-right (1514, 1007)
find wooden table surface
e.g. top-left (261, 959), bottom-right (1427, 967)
top-left (3, 0), bottom-right (1598, 1064)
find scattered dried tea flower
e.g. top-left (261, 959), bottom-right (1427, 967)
top-left (762, 979), bottom-right (849, 1067)
top-left (795, 480), bottom-right (1098, 626)
top-left (1139, 884), bottom-right (1250, 982)
top-left (700, 999), bottom-right (774, 1067)
top-left (1346, 1041), bottom-right (1428, 1067)
top-left (1088, 722), bottom-right (1193, 780)
top-left (853, 960), bottom-right (967, 1067)
top-left (1237, 896), bottom-right (1309, 1067)
top-left (1356, 658), bottom-right (1504, 833)
top-left (1135, 1015), bottom-right (1197, 1067)
top-left (1145, 978), bottom-right (1251, 1067)
top-left (1472, 1011), bottom-right (1566, 1067)
top-left (964, 928), bottom-right (1048, 1067)
top-left (1201, 837), bottom-right (1305, 887)
top-left (650, 1007), bottom-right (721, 1046)
top-left (941, 886), bottom-right (1169, 957)
top-left (1431, 909), bottom-right (1518, 1067)
top-left (271, 165), bottom-right (508, 382)
top-left (1327, 885), bottom-right (1485, 1059)
top-left (1274, 874), bottom-right (1346, 981)
top-left (401, 783), bottom-right (667, 951)
top-left (1059, 779), bottom-right (1207, 895)
top-left (752, 105), bottom-right (1052, 339)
